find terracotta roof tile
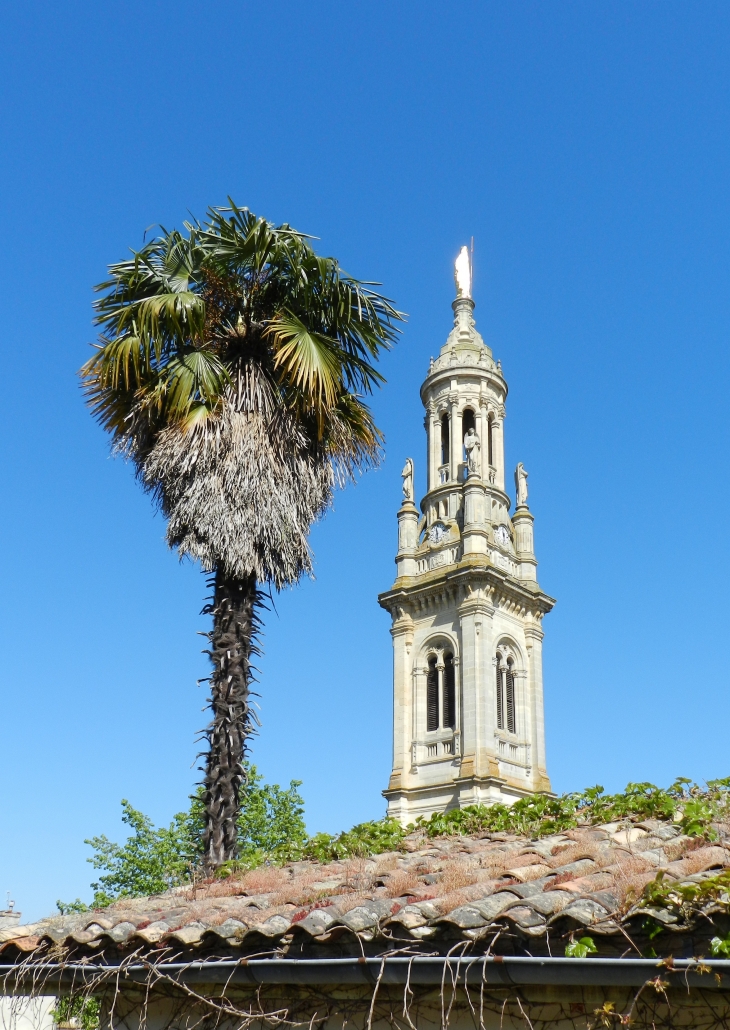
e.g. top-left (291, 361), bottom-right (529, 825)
top-left (4, 816), bottom-right (730, 961)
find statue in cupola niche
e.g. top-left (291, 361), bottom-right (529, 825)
top-left (464, 428), bottom-right (481, 476)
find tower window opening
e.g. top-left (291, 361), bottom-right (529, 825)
top-left (440, 415), bottom-right (450, 466)
top-left (462, 409), bottom-right (476, 457)
top-left (426, 655), bottom-right (439, 732)
top-left (487, 417), bottom-right (493, 466)
top-left (443, 652), bottom-right (455, 729)
top-left (496, 652), bottom-right (517, 734)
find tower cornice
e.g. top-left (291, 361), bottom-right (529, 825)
top-left (420, 361), bottom-right (507, 407)
top-left (379, 560), bottom-right (556, 620)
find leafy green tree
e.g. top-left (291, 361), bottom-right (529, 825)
top-left (234, 765), bottom-right (308, 861)
top-left (64, 765), bottom-right (307, 907)
top-left (85, 801), bottom-right (199, 906)
top-left (80, 203), bottom-right (402, 871)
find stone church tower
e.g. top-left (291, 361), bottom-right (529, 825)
top-left (379, 249), bottom-right (554, 823)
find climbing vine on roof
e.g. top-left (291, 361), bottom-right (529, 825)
top-left (61, 776), bottom-right (730, 909)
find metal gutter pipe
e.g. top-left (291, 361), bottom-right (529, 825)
top-left (2, 957), bottom-right (729, 989)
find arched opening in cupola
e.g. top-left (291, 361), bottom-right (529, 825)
top-left (462, 408), bottom-right (475, 459)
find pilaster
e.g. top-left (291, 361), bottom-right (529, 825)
top-left (462, 478), bottom-right (488, 555)
top-left (395, 502), bottom-right (419, 579)
top-left (524, 620), bottom-right (551, 792)
top-left (512, 506), bottom-right (537, 582)
top-left (388, 608), bottom-right (414, 793)
top-left (457, 593), bottom-right (499, 780)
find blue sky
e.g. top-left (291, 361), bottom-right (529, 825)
top-left (2, 1), bottom-right (730, 921)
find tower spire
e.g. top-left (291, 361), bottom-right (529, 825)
top-left (446, 244), bottom-right (486, 352)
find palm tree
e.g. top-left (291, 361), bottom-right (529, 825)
top-left (81, 202), bottom-right (403, 872)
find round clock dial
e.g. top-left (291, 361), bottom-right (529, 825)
top-left (494, 525), bottom-right (511, 547)
top-left (429, 522), bottom-right (447, 544)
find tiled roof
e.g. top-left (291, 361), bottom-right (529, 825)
top-left (3, 818), bottom-right (730, 961)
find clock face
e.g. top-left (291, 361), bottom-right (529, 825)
top-left (429, 522), bottom-right (447, 544)
top-left (494, 525), bottom-right (510, 547)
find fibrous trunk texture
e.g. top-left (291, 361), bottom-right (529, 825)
top-left (143, 400), bottom-right (334, 589)
top-left (202, 569), bottom-right (260, 872)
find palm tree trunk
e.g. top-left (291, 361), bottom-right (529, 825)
top-left (202, 569), bottom-right (260, 873)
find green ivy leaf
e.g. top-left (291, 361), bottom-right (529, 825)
top-left (565, 936), bottom-right (598, 958)
top-left (711, 935), bottom-right (730, 957)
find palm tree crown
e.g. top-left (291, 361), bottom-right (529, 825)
top-left (81, 203), bottom-right (403, 870)
top-left (83, 203), bottom-right (402, 587)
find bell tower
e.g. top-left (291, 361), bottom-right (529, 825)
top-left (379, 249), bottom-right (555, 823)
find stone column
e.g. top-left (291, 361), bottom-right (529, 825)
top-left (410, 665), bottom-right (421, 770)
top-left (453, 655), bottom-right (462, 755)
top-left (492, 416), bottom-right (505, 492)
top-left (524, 621), bottom-right (551, 792)
top-left (450, 397), bottom-right (460, 482)
top-left (515, 667), bottom-right (530, 757)
top-left (427, 406), bottom-right (439, 492)
top-left (478, 403), bottom-right (488, 479)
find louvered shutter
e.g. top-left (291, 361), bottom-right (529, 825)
top-left (426, 658), bottom-right (439, 732)
top-left (506, 664), bottom-right (516, 734)
top-left (443, 653), bottom-right (455, 729)
top-left (496, 659), bottom-right (504, 729)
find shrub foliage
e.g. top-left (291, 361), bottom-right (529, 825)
top-left (59, 765), bottom-right (307, 909)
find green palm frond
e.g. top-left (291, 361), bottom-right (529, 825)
top-left (81, 201), bottom-right (404, 581)
top-left (266, 312), bottom-right (344, 412)
top-left (325, 392), bottom-right (383, 482)
top-left (133, 292), bottom-right (205, 348)
top-left (162, 349), bottom-right (230, 419)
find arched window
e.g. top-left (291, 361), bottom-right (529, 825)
top-left (426, 655), bottom-right (439, 732)
top-left (440, 415), bottom-right (450, 466)
top-left (496, 651), bottom-right (517, 734)
top-left (487, 416), bottom-right (493, 466)
top-left (443, 652), bottom-right (455, 729)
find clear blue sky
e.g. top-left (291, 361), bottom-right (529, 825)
top-left (2, 1), bottom-right (730, 921)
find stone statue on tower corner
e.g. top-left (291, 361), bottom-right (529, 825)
top-left (401, 457), bottom-right (414, 502)
top-left (515, 462), bottom-right (529, 508)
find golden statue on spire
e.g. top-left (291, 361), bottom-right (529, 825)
top-left (454, 245), bottom-right (471, 298)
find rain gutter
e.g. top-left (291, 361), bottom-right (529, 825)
top-left (2, 957), bottom-right (730, 989)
